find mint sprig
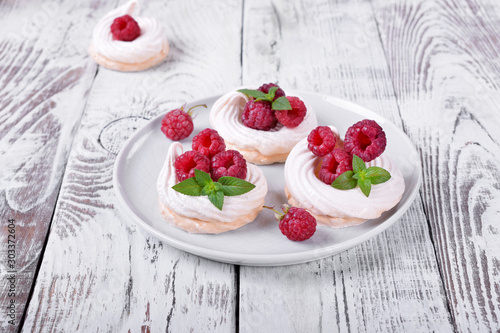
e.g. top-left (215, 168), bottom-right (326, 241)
top-left (172, 169), bottom-right (256, 210)
top-left (331, 155), bottom-right (391, 197)
top-left (238, 87), bottom-right (291, 111)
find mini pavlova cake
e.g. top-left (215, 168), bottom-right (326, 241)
top-left (210, 83), bottom-right (318, 165)
top-left (89, 0), bottom-right (169, 71)
top-left (284, 121), bottom-right (405, 228)
top-left (157, 129), bottom-right (268, 234)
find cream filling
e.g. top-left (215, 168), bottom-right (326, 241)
top-left (92, 0), bottom-right (168, 64)
top-left (157, 143), bottom-right (268, 224)
top-left (209, 90), bottom-right (318, 157)
top-left (284, 133), bottom-right (405, 221)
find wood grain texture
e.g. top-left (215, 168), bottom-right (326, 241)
top-left (9, 0), bottom-right (500, 331)
top-left (0, 0), bottom-right (101, 330)
top-left (239, 0), bottom-right (454, 331)
top-left (21, 0), bottom-right (243, 331)
top-left (372, 0), bottom-right (500, 331)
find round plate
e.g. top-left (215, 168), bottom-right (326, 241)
top-left (113, 91), bottom-right (421, 266)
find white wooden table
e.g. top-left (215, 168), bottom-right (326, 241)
top-left (1, 0), bottom-right (499, 331)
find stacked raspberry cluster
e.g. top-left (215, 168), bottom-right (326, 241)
top-left (240, 83), bottom-right (308, 131)
top-left (174, 128), bottom-right (248, 182)
top-left (307, 120), bottom-right (387, 185)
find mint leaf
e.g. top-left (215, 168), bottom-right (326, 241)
top-left (352, 155), bottom-right (366, 173)
top-left (331, 157), bottom-right (390, 197)
top-left (358, 178), bottom-right (372, 197)
top-left (194, 169), bottom-right (212, 187)
top-left (208, 191), bottom-right (224, 210)
top-left (271, 96), bottom-right (292, 110)
top-left (238, 89), bottom-right (268, 100)
top-left (364, 166), bottom-right (391, 184)
top-left (172, 177), bottom-right (203, 196)
top-left (218, 176), bottom-right (256, 196)
top-left (265, 86), bottom-right (278, 101)
top-left (201, 181), bottom-right (222, 196)
top-left (331, 171), bottom-right (357, 190)
top-left (200, 186), bottom-right (212, 196)
top-left (173, 172), bottom-right (257, 210)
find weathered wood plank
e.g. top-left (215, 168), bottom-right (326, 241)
top-left (21, 0), bottom-right (243, 331)
top-left (239, 0), bottom-right (453, 331)
top-left (0, 0), bottom-right (103, 330)
top-left (372, 0), bottom-right (500, 331)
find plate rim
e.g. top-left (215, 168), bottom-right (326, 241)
top-left (112, 90), bottom-right (422, 266)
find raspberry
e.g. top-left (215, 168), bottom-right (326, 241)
top-left (307, 126), bottom-right (337, 157)
top-left (241, 100), bottom-right (278, 131)
top-left (161, 104), bottom-right (206, 141)
top-left (192, 128), bottom-right (226, 159)
top-left (279, 207), bottom-right (316, 241)
top-left (211, 150), bottom-right (247, 181)
top-left (318, 149), bottom-right (353, 185)
top-left (344, 119), bottom-right (386, 162)
top-left (275, 96), bottom-right (307, 128)
top-left (110, 15), bottom-right (141, 42)
top-left (174, 151), bottom-right (210, 182)
top-left (258, 83), bottom-right (286, 101)
top-left (266, 205), bottom-right (316, 241)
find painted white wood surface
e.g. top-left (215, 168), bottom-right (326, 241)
top-left (2, 0), bottom-right (499, 331)
top-left (0, 1), bottom-right (102, 330)
top-left (239, 0), bottom-right (453, 331)
top-left (21, 0), bottom-right (243, 331)
top-left (372, 0), bottom-right (500, 331)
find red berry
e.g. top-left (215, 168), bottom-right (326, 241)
top-left (174, 151), bottom-right (210, 182)
top-left (211, 150), bottom-right (247, 181)
top-left (161, 104), bottom-right (206, 141)
top-left (241, 100), bottom-right (278, 131)
top-left (192, 128), bottom-right (226, 159)
top-left (275, 96), bottom-right (307, 128)
top-left (344, 119), bottom-right (386, 162)
top-left (278, 206), bottom-right (316, 241)
top-left (110, 15), bottom-right (141, 42)
top-left (307, 126), bottom-right (337, 157)
top-left (318, 149), bottom-right (353, 185)
top-left (258, 83), bottom-right (286, 101)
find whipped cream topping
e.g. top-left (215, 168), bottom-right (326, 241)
top-left (209, 90), bottom-right (318, 157)
top-left (157, 143), bottom-right (268, 224)
top-left (92, 0), bottom-right (168, 63)
top-left (284, 129), bottom-right (405, 221)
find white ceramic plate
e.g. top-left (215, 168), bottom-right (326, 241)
top-left (113, 91), bottom-right (421, 266)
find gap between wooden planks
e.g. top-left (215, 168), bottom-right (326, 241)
top-left (239, 0), bottom-right (453, 331)
top-left (0, 0), bottom-right (106, 330)
top-left (21, 0), bottom-right (243, 332)
top-left (8, 0), bottom-right (496, 331)
top-left (372, 0), bottom-right (500, 331)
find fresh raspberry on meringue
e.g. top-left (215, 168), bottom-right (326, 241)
top-left (89, 0), bottom-right (169, 72)
top-left (209, 86), bottom-right (318, 165)
top-left (284, 125), bottom-right (405, 228)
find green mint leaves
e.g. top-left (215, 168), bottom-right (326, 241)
top-left (331, 155), bottom-right (391, 197)
top-left (237, 87), bottom-right (291, 111)
top-left (218, 176), bottom-right (256, 196)
top-left (331, 171), bottom-right (357, 190)
top-left (271, 96), bottom-right (292, 110)
top-left (172, 169), bottom-right (256, 210)
top-left (171, 177), bottom-right (203, 196)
